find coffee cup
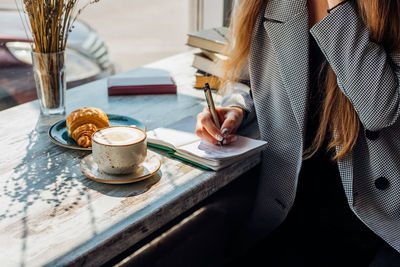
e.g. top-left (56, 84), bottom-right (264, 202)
top-left (92, 126), bottom-right (147, 174)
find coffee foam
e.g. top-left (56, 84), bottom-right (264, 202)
top-left (93, 127), bottom-right (145, 145)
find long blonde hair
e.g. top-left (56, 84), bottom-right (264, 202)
top-left (223, 0), bottom-right (400, 161)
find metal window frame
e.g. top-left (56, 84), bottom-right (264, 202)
top-left (189, 0), bottom-right (233, 32)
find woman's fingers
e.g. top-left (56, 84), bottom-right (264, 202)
top-left (196, 110), bottom-right (223, 144)
top-left (220, 117), bottom-right (239, 137)
top-left (220, 107), bottom-right (244, 137)
top-left (195, 126), bottom-right (220, 145)
top-left (196, 106), bottom-right (244, 145)
top-left (223, 134), bottom-right (238, 145)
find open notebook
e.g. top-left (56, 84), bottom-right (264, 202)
top-left (147, 116), bottom-right (267, 171)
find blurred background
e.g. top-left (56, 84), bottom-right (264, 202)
top-left (70, 0), bottom-right (191, 72)
top-left (0, 0), bottom-right (230, 72)
top-left (0, 0), bottom-right (232, 110)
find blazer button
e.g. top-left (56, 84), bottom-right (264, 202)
top-left (365, 130), bottom-right (380, 140)
top-left (375, 177), bottom-right (390, 190)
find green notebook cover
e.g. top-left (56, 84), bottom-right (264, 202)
top-left (147, 142), bottom-right (212, 171)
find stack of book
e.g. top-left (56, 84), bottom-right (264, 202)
top-left (186, 26), bottom-right (229, 90)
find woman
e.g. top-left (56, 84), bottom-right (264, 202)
top-left (196, 0), bottom-right (400, 265)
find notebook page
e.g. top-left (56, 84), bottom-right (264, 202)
top-left (147, 116), bottom-right (201, 148)
top-left (178, 135), bottom-right (267, 159)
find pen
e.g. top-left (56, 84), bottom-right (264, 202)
top-left (203, 83), bottom-right (224, 147)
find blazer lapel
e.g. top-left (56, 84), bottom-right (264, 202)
top-left (263, 0), bottom-right (309, 134)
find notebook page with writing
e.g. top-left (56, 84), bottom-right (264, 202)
top-left (177, 135), bottom-right (267, 159)
top-left (148, 116), bottom-right (267, 170)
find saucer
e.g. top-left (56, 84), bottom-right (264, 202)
top-left (48, 114), bottom-right (145, 151)
top-left (80, 150), bottom-right (161, 184)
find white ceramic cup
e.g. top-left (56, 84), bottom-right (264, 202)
top-left (92, 126), bottom-right (147, 174)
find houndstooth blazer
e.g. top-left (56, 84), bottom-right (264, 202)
top-left (222, 0), bottom-right (400, 252)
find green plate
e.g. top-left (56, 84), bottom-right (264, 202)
top-left (48, 114), bottom-right (146, 151)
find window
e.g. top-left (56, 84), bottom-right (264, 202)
top-left (190, 0), bottom-right (233, 31)
top-left (0, 0), bottom-right (230, 111)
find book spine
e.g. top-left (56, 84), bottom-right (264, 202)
top-left (108, 85), bottom-right (177, 96)
top-left (194, 75), bottom-right (221, 89)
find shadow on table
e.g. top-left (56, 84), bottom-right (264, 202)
top-left (1, 115), bottom-right (160, 267)
top-left (1, 115), bottom-right (85, 265)
top-left (2, 115), bottom-right (89, 215)
top-left (81, 170), bottom-right (161, 197)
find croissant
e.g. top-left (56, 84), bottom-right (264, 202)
top-left (66, 107), bottom-right (109, 147)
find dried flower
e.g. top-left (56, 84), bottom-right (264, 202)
top-left (15, 0), bottom-right (100, 53)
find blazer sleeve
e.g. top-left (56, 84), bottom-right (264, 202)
top-left (221, 81), bottom-right (256, 127)
top-left (310, 2), bottom-right (400, 131)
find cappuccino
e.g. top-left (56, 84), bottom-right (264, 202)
top-left (93, 127), bottom-right (145, 146)
top-left (92, 126), bottom-right (147, 174)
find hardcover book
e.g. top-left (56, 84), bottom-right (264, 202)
top-left (147, 116), bottom-right (268, 171)
top-left (107, 76), bottom-right (177, 96)
top-left (192, 53), bottom-right (248, 81)
top-left (200, 49), bottom-right (228, 62)
top-left (192, 52), bottom-right (224, 78)
top-left (194, 73), bottom-right (221, 90)
top-left (186, 26), bottom-right (229, 55)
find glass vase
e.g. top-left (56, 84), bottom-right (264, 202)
top-left (31, 51), bottom-right (66, 115)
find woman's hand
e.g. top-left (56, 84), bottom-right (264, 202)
top-left (195, 106), bottom-right (244, 145)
